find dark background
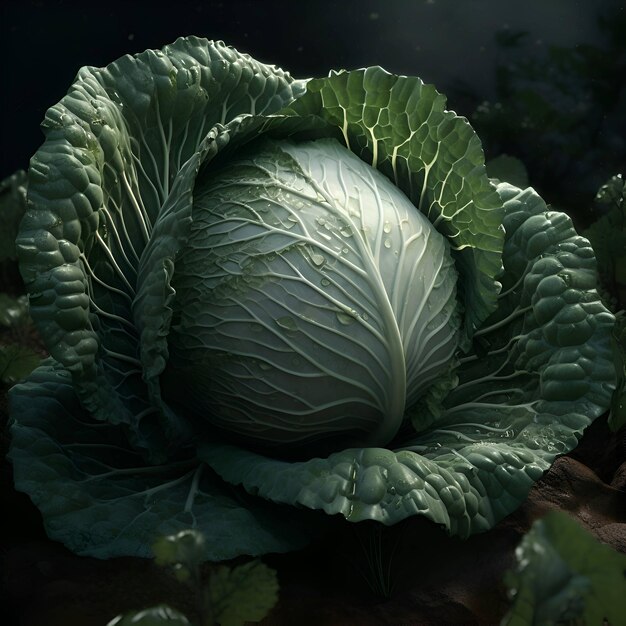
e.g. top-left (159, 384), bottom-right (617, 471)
top-left (2, 0), bottom-right (624, 213)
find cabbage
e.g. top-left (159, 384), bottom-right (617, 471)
top-left (164, 138), bottom-right (459, 447)
top-left (8, 37), bottom-right (616, 560)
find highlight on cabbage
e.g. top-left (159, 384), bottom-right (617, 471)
top-left (8, 37), bottom-right (616, 560)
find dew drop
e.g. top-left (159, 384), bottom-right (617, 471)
top-left (276, 316), bottom-right (297, 332)
top-left (336, 311), bottom-right (355, 325)
top-left (340, 226), bottom-right (352, 237)
top-left (383, 221), bottom-right (392, 233)
top-left (320, 277), bottom-right (331, 287)
top-left (383, 238), bottom-right (392, 249)
top-left (310, 252), bottom-right (325, 266)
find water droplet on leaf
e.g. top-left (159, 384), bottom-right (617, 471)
top-left (276, 316), bottom-right (297, 332)
top-left (310, 252), bottom-right (325, 266)
top-left (336, 311), bottom-right (355, 325)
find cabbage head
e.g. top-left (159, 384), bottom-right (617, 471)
top-left (8, 38), bottom-right (616, 560)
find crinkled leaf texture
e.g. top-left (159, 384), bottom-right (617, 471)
top-left (8, 37), bottom-right (616, 561)
top-left (16, 36), bottom-right (307, 460)
top-left (9, 360), bottom-right (326, 560)
top-left (10, 38), bottom-right (326, 560)
top-left (199, 182), bottom-right (615, 536)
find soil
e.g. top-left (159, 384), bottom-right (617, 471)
top-left (1, 256), bottom-right (625, 626)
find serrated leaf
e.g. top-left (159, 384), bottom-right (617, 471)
top-left (502, 511), bottom-right (626, 626)
top-left (210, 561), bottom-right (279, 626)
top-left (0, 344), bottom-right (41, 385)
top-left (0, 170), bottom-right (27, 261)
top-left (0, 294), bottom-right (30, 327)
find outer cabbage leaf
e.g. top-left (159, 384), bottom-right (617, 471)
top-left (280, 67), bottom-right (505, 344)
top-left (199, 182), bottom-right (615, 537)
top-left (16, 37), bottom-right (305, 458)
top-left (7, 359), bottom-right (327, 560)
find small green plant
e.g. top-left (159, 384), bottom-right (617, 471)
top-left (0, 170), bottom-right (27, 263)
top-left (107, 529), bottom-right (279, 626)
top-left (0, 169), bottom-right (41, 386)
top-left (502, 511), bottom-right (626, 626)
top-left (584, 174), bottom-right (626, 432)
top-left (0, 293), bottom-right (41, 386)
